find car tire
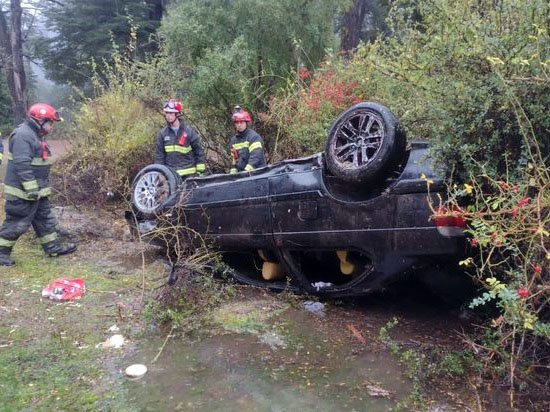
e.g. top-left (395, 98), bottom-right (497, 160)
top-left (131, 164), bottom-right (181, 218)
top-left (325, 101), bottom-right (406, 184)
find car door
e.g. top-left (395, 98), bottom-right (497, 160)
top-left (182, 175), bottom-right (273, 250)
top-left (269, 167), bottom-right (329, 248)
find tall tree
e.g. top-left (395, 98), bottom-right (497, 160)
top-left (339, 0), bottom-right (389, 53)
top-left (145, 0), bottom-right (163, 22)
top-left (340, 0), bottom-right (368, 52)
top-left (161, 0), bottom-right (340, 113)
top-left (0, 0), bottom-right (27, 124)
top-left (34, 0), bottom-right (163, 88)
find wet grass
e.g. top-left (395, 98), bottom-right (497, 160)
top-left (0, 228), bottom-right (159, 411)
top-left (213, 300), bottom-right (288, 334)
top-left (0, 335), bottom-right (105, 411)
top-left (378, 318), bottom-right (485, 411)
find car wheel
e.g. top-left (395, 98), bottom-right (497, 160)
top-left (325, 101), bottom-right (406, 184)
top-left (131, 164), bottom-right (180, 218)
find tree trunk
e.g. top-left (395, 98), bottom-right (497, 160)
top-left (0, 0), bottom-right (27, 125)
top-left (340, 0), bottom-right (368, 54)
top-left (9, 0), bottom-right (26, 123)
top-left (145, 0), bottom-right (164, 22)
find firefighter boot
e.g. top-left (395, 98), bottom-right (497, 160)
top-left (0, 247), bottom-right (15, 266)
top-left (44, 242), bottom-right (77, 257)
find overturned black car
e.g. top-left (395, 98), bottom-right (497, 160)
top-left (127, 102), bottom-right (468, 297)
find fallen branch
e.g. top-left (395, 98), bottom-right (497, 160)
top-left (151, 325), bottom-right (176, 364)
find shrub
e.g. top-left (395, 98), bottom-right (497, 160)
top-left (265, 64), bottom-right (363, 161)
top-left (52, 46), bottom-right (162, 205)
top-left (443, 164), bottom-right (550, 402)
top-left (359, 0), bottom-right (550, 181)
top-left (439, 85), bottom-right (550, 405)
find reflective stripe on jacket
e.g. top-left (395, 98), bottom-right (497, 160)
top-left (154, 124), bottom-right (205, 176)
top-left (229, 128), bottom-right (266, 173)
top-left (3, 120), bottom-right (52, 200)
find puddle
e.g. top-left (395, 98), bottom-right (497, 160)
top-left (114, 286), bottom-right (517, 411)
top-left (124, 338), bottom-right (404, 411)
top-left (121, 303), bottom-right (412, 411)
top-left (0, 205), bottom-right (519, 410)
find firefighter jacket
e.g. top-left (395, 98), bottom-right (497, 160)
top-left (229, 128), bottom-right (266, 173)
top-left (3, 120), bottom-right (53, 200)
top-left (154, 123), bottom-right (206, 177)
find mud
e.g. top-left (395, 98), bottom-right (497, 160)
top-left (122, 299), bottom-right (410, 411)
top-left (53, 206), bottom-right (126, 240)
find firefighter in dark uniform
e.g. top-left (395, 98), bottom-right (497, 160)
top-left (154, 99), bottom-right (206, 178)
top-left (0, 103), bottom-right (77, 267)
top-left (229, 106), bottom-right (266, 173)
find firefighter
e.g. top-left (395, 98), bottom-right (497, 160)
top-left (154, 99), bottom-right (206, 179)
top-left (229, 106), bottom-right (266, 173)
top-left (0, 132), bottom-right (3, 165)
top-left (0, 103), bottom-right (77, 267)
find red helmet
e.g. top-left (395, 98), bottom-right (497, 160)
top-left (232, 106), bottom-right (252, 123)
top-left (28, 103), bottom-right (61, 123)
top-left (163, 99), bottom-right (182, 114)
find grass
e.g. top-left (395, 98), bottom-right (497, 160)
top-left (213, 300), bottom-right (288, 334)
top-left (0, 203), bottom-right (160, 411)
top-left (0, 337), bottom-right (104, 411)
top-left (378, 319), bottom-right (483, 411)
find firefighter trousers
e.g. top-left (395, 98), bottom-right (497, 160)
top-left (0, 196), bottom-right (58, 251)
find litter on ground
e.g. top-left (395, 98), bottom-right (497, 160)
top-left (125, 364), bottom-right (147, 378)
top-left (98, 334), bottom-right (125, 349)
top-left (42, 278), bottom-right (85, 301)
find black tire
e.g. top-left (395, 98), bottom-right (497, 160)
top-left (131, 164), bottom-right (181, 218)
top-left (325, 102), bottom-right (406, 184)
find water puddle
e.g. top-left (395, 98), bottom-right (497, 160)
top-left (121, 301), bottom-right (414, 411)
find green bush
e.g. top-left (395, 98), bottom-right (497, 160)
top-left (357, 0), bottom-right (550, 180)
top-left (157, 0), bottom-right (345, 166)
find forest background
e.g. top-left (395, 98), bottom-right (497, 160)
top-left (1, 0), bottom-right (550, 401)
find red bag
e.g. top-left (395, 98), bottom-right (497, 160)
top-left (42, 278), bottom-right (85, 301)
